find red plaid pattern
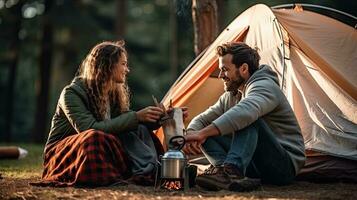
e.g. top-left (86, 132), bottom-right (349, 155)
top-left (32, 129), bottom-right (130, 187)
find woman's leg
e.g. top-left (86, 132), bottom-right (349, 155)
top-left (38, 129), bottom-right (129, 187)
top-left (116, 124), bottom-right (158, 176)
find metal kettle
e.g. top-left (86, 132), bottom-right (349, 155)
top-left (160, 136), bottom-right (187, 179)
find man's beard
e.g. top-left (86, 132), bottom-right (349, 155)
top-left (224, 73), bottom-right (245, 95)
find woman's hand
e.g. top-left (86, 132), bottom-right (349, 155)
top-left (136, 106), bottom-right (164, 123)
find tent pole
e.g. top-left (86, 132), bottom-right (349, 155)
top-left (273, 17), bottom-right (287, 91)
top-left (272, 3), bottom-right (357, 25)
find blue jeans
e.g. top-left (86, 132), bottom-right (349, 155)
top-left (117, 125), bottom-right (158, 176)
top-left (202, 119), bottom-right (295, 185)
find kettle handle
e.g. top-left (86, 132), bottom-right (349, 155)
top-left (169, 135), bottom-right (186, 150)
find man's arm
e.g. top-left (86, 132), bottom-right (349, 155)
top-left (186, 124), bottom-right (220, 142)
top-left (212, 80), bottom-right (280, 135)
top-left (187, 93), bottom-right (228, 131)
top-left (183, 93), bottom-right (229, 155)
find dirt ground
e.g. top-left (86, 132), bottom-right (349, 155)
top-left (1, 175), bottom-right (356, 200)
top-left (1, 144), bottom-right (356, 199)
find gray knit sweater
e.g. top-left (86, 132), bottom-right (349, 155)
top-left (188, 65), bottom-right (305, 174)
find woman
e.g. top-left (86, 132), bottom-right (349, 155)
top-left (37, 41), bottom-right (166, 187)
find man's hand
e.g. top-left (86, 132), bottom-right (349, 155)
top-left (182, 141), bottom-right (202, 155)
top-left (182, 130), bottom-right (206, 155)
top-left (136, 106), bottom-right (164, 123)
top-left (182, 125), bottom-right (220, 155)
top-left (185, 130), bottom-right (206, 144)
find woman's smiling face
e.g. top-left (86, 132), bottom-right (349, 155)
top-left (113, 53), bottom-right (129, 84)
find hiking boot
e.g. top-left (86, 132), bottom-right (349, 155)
top-left (201, 165), bottom-right (217, 175)
top-left (224, 163), bottom-right (261, 192)
top-left (223, 163), bottom-right (244, 179)
top-left (196, 163), bottom-right (261, 192)
top-left (195, 165), bottom-right (231, 191)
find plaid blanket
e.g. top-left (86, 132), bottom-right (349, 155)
top-left (31, 129), bottom-right (130, 187)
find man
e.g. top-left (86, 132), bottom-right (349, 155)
top-left (184, 42), bottom-right (305, 191)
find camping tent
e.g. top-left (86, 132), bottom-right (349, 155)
top-left (157, 4), bottom-right (357, 182)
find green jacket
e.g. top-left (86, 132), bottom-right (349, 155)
top-left (46, 77), bottom-right (139, 145)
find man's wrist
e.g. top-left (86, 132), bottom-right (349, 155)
top-left (199, 124), bottom-right (220, 139)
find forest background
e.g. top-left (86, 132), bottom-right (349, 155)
top-left (1, 0), bottom-right (356, 144)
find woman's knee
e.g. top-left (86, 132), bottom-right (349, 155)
top-left (137, 124), bottom-right (151, 134)
top-left (80, 129), bottom-right (114, 143)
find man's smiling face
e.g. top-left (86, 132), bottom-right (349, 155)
top-left (218, 54), bottom-right (245, 92)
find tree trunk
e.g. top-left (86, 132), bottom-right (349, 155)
top-left (216, 0), bottom-right (226, 31)
top-left (115, 0), bottom-right (127, 40)
top-left (169, 0), bottom-right (178, 81)
top-left (33, 0), bottom-right (54, 143)
top-left (191, 0), bottom-right (219, 55)
top-left (4, 1), bottom-right (24, 142)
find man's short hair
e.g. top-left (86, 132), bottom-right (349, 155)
top-left (216, 42), bottom-right (261, 75)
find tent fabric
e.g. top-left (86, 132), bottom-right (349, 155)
top-left (296, 150), bottom-right (357, 183)
top-left (274, 9), bottom-right (357, 101)
top-left (287, 46), bottom-right (357, 159)
top-left (157, 3), bottom-right (357, 165)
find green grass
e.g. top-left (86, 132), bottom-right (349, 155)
top-left (0, 143), bottom-right (44, 178)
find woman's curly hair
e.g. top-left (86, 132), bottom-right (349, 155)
top-left (78, 41), bottom-right (130, 120)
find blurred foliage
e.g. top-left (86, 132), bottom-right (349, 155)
top-left (0, 0), bottom-right (355, 142)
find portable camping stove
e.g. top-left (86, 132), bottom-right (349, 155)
top-left (154, 136), bottom-right (190, 191)
top-left (154, 157), bottom-right (190, 191)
